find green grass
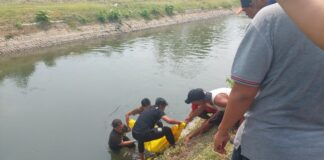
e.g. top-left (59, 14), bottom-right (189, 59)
top-left (0, 0), bottom-right (239, 27)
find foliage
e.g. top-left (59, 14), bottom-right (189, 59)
top-left (107, 9), bottom-right (121, 22)
top-left (139, 9), bottom-right (150, 20)
top-left (15, 21), bottom-right (23, 29)
top-left (77, 15), bottom-right (89, 24)
top-left (219, 1), bottom-right (233, 9)
top-left (151, 7), bottom-right (161, 17)
top-left (0, 0), bottom-right (239, 32)
top-left (165, 5), bottom-right (174, 16)
top-left (96, 10), bottom-right (107, 23)
top-left (35, 10), bottom-right (50, 25)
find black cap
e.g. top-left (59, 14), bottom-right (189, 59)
top-left (155, 97), bottom-right (168, 106)
top-left (112, 119), bottom-right (122, 128)
top-left (185, 88), bottom-right (206, 104)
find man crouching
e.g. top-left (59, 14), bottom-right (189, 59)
top-left (132, 97), bottom-right (182, 160)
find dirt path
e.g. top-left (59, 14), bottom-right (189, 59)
top-left (0, 9), bottom-right (234, 56)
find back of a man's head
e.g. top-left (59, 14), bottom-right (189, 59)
top-left (141, 98), bottom-right (151, 107)
top-left (155, 97), bottom-right (168, 107)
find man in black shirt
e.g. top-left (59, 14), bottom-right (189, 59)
top-left (132, 97), bottom-right (182, 160)
top-left (108, 119), bottom-right (135, 152)
top-left (125, 98), bottom-right (151, 127)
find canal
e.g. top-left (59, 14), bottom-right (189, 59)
top-left (0, 15), bottom-right (249, 160)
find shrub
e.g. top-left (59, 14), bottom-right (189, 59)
top-left (139, 9), bottom-right (150, 20)
top-left (96, 11), bottom-right (107, 23)
top-left (165, 5), bottom-right (174, 16)
top-left (15, 21), bottom-right (23, 30)
top-left (35, 11), bottom-right (50, 25)
top-left (78, 15), bottom-right (89, 24)
top-left (107, 9), bottom-right (121, 22)
top-left (151, 7), bottom-right (161, 17)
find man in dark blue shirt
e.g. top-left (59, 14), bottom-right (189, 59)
top-left (132, 97), bottom-right (182, 160)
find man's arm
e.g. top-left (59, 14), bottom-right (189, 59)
top-left (125, 106), bottom-right (142, 126)
top-left (213, 82), bottom-right (258, 154)
top-left (119, 140), bottom-right (135, 146)
top-left (185, 105), bottom-right (207, 123)
top-left (162, 115), bottom-right (182, 125)
top-left (278, 0), bottom-right (324, 49)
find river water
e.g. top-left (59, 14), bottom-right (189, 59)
top-left (0, 15), bottom-right (249, 160)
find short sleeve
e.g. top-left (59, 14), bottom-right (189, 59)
top-left (231, 22), bottom-right (273, 87)
top-left (159, 110), bottom-right (166, 118)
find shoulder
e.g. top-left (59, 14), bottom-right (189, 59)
top-left (109, 130), bottom-right (119, 139)
top-left (253, 4), bottom-right (284, 24)
top-left (251, 4), bottom-right (287, 34)
top-left (109, 130), bottom-right (121, 146)
top-left (143, 107), bottom-right (161, 115)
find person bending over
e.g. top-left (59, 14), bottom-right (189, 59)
top-left (132, 97), bottom-right (182, 160)
top-left (184, 88), bottom-right (235, 144)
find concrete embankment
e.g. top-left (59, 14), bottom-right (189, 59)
top-left (0, 9), bottom-right (234, 56)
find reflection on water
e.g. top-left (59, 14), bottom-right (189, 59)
top-left (0, 15), bottom-right (249, 160)
top-left (0, 15), bottom-right (248, 86)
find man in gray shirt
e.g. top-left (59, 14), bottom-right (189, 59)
top-left (214, 4), bottom-right (324, 160)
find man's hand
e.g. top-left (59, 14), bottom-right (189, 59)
top-left (125, 114), bottom-right (130, 127)
top-left (175, 120), bottom-right (182, 125)
top-left (120, 140), bottom-right (136, 146)
top-left (184, 116), bottom-right (193, 123)
top-left (213, 130), bottom-right (230, 154)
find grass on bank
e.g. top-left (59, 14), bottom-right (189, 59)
top-left (0, 0), bottom-right (239, 28)
top-left (154, 119), bottom-right (235, 160)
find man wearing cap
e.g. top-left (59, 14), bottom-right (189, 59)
top-left (125, 98), bottom-right (152, 127)
top-left (132, 97), bottom-right (182, 160)
top-left (108, 119), bottom-right (136, 152)
top-left (184, 88), bottom-right (232, 144)
top-left (238, 0), bottom-right (275, 18)
top-left (214, 3), bottom-right (324, 160)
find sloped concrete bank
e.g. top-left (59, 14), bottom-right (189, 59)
top-left (0, 9), bottom-right (233, 56)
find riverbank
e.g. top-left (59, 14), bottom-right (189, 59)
top-left (0, 0), bottom-right (238, 56)
top-left (155, 119), bottom-right (235, 160)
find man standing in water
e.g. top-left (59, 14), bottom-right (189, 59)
top-left (132, 97), bottom-right (182, 160)
top-left (108, 119), bottom-right (135, 152)
top-left (214, 3), bottom-right (324, 160)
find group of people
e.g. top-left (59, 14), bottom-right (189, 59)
top-left (108, 0), bottom-right (324, 159)
top-left (108, 87), bottom-right (233, 160)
